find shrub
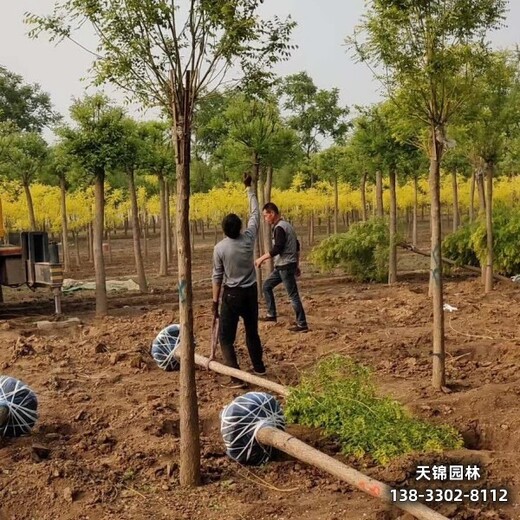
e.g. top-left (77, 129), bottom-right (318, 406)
top-left (442, 204), bottom-right (520, 276)
top-left (309, 219), bottom-right (390, 282)
top-left (285, 356), bottom-right (463, 465)
top-left (442, 223), bottom-right (480, 268)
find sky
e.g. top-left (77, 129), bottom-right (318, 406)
top-left (1, 0), bottom-right (520, 132)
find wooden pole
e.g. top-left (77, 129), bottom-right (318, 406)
top-left (256, 427), bottom-right (448, 520)
top-left (399, 243), bottom-right (512, 283)
top-left (179, 350), bottom-right (447, 519)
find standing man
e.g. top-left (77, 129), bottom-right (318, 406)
top-left (255, 203), bottom-right (308, 333)
top-left (212, 173), bottom-right (266, 388)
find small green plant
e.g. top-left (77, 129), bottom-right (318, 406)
top-left (285, 356), bottom-right (463, 465)
top-left (309, 218), bottom-right (390, 282)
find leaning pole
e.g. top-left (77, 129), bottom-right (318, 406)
top-left (152, 326), bottom-right (449, 520)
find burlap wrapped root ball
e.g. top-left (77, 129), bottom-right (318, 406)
top-left (0, 376), bottom-right (38, 437)
top-left (151, 324), bottom-right (181, 371)
top-left (221, 392), bottom-right (285, 465)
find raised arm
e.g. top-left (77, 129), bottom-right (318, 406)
top-left (243, 175), bottom-right (259, 241)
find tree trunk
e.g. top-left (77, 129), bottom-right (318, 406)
top-left (429, 130), bottom-right (445, 390)
top-left (143, 208), bottom-right (149, 259)
top-left (469, 170), bottom-right (476, 223)
top-left (476, 167), bottom-right (486, 215)
top-left (74, 231), bottom-right (81, 267)
top-left (166, 181), bottom-right (173, 265)
top-left (159, 175), bottom-right (169, 276)
top-left (59, 175), bottom-right (70, 273)
top-left (361, 171), bottom-right (368, 221)
top-left (128, 169), bottom-right (148, 293)
top-left (375, 170), bottom-right (384, 218)
top-left (87, 223), bottom-right (93, 263)
top-left (93, 174), bottom-right (108, 316)
top-left (388, 170), bottom-right (397, 285)
top-left (23, 182), bottom-right (37, 231)
top-left (484, 161), bottom-right (494, 293)
top-left (258, 173), bottom-right (273, 274)
top-left (451, 170), bottom-right (460, 232)
top-left (172, 70), bottom-right (200, 487)
top-left (333, 174), bottom-right (339, 234)
top-left (412, 177), bottom-right (418, 247)
top-left (252, 154), bottom-right (264, 291)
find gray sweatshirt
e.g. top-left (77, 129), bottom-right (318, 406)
top-left (212, 187), bottom-right (259, 288)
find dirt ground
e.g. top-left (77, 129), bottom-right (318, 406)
top-left (1, 224), bottom-right (520, 520)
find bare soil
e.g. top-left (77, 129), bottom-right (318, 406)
top-left (1, 225), bottom-right (520, 520)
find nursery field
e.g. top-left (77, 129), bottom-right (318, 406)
top-left (0, 227), bottom-right (520, 520)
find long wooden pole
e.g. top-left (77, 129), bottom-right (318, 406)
top-left (256, 427), bottom-right (449, 520)
top-left (186, 352), bottom-right (448, 519)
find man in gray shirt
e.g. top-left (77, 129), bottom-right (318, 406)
top-left (212, 174), bottom-right (266, 387)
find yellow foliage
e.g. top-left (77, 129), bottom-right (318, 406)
top-left (3, 176), bottom-right (520, 234)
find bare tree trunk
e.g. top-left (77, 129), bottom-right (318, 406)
top-left (143, 208), bottom-right (149, 259)
top-left (87, 223), bottom-right (93, 263)
top-left (469, 170), bottom-right (476, 223)
top-left (484, 161), bottom-right (494, 293)
top-left (93, 174), bottom-right (108, 316)
top-left (172, 70), bottom-right (200, 487)
top-left (476, 167), bottom-right (486, 215)
top-left (159, 175), bottom-right (169, 276)
top-left (166, 181), bottom-right (173, 265)
top-left (201, 220), bottom-right (205, 241)
top-left (23, 182), bottom-right (37, 231)
top-left (375, 170), bottom-right (384, 218)
top-left (429, 130), bottom-right (445, 390)
top-left (74, 231), bottom-right (81, 267)
top-left (333, 174), bottom-right (339, 234)
top-left (128, 169), bottom-right (148, 292)
top-left (451, 170), bottom-right (460, 232)
top-left (252, 154), bottom-right (264, 291)
top-left (388, 170), bottom-right (397, 284)
top-left (59, 175), bottom-right (70, 273)
top-left (361, 172), bottom-right (367, 221)
top-left (412, 177), bottom-right (418, 248)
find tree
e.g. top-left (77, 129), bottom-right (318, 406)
top-left (117, 118), bottom-right (149, 293)
top-left (281, 72), bottom-right (350, 176)
top-left (0, 66), bottom-right (59, 132)
top-left (349, 0), bottom-right (507, 390)
top-left (465, 51), bottom-right (520, 292)
top-left (58, 94), bottom-right (126, 316)
top-left (28, 0), bottom-right (295, 486)
top-left (0, 125), bottom-right (48, 230)
top-left (46, 144), bottom-right (75, 272)
top-left (139, 121), bottom-right (175, 277)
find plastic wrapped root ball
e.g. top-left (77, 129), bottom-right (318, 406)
top-left (221, 392), bottom-right (285, 465)
top-left (0, 376), bottom-right (39, 438)
top-left (151, 324), bottom-right (181, 371)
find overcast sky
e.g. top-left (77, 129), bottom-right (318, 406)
top-left (2, 1), bottom-right (519, 127)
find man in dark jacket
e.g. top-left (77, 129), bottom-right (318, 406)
top-left (255, 202), bottom-right (308, 332)
top-left (212, 174), bottom-right (266, 387)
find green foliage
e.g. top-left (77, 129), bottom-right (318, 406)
top-left (310, 218), bottom-right (390, 282)
top-left (0, 66), bottom-right (59, 132)
top-left (285, 356), bottom-right (464, 465)
top-left (443, 204), bottom-right (520, 276)
top-left (442, 223), bottom-right (480, 268)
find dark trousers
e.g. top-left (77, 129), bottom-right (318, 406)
top-left (219, 283), bottom-right (265, 372)
top-left (263, 265), bottom-right (307, 327)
